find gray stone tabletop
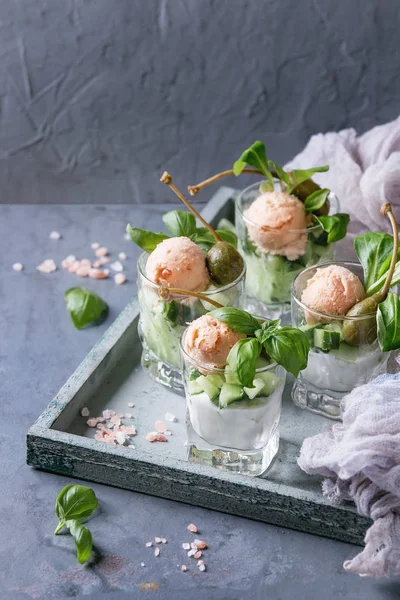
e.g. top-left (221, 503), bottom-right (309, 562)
top-left (1, 203), bottom-right (399, 600)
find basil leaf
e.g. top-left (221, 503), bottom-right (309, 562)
top-left (312, 213), bottom-right (349, 243)
top-left (126, 224), bottom-right (169, 252)
top-left (66, 520), bottom-right (93, 564)
top-left (216, 218), bottom-right (236, 233)
top-left (367, 261), bottom-right (400, 297)
top-left (287, 166), bottom-right (329, 194)
top-left (255, 319), bottom-right (281, 344)
top-left (267, 160), bottom-right (291, 185)
top-left (354, 232), bottom-right (396, 293)
top-left (377, 293), bottom-right (400, 352)
top-left (263, 327), bottom-right (310, 377)
top-left (163, 210), bottom-right (197, 237)
top-left (195, 228), bottom-right (238, 248)
top-left (233, 141), bottom-right (274, 187)
top-left (304, 188), bottom-right (330, 213)
top-left (227, 338), bottom-right (262, 387)
top-left (55, 484), bottom-right (98, 524)
top-left (208, 307), bottom-right (260, 334)
top-left (259, 180), bottom-right (274, 193)
top-left (65, 288), bottom-right (108, 330)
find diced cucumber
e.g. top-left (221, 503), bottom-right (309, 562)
top-left (205, 373), bottom-right (225, 389)
top-left (332, 342), bottom-right (360, 363)
top-left (189, 368), bottom-right (202, 381)
top-left (324, 322), bottom-right (343, 338)
top-left (314, 328), bottom-right (341, 351)
top-left (255, 356), bottom-right (271, 370)
top-left (224, 369), bottom-right (240, 385)
top-left (300, 323), bottom-right (322, 343)
top-left (257, 371), bottom-right (282, 396)
top-left (188, 379), bottom-right (203, 395)
top-left (196, 375), bottom-right (220, 401)
top-left (219, 383), bottom-right (245, 408)
top-left (243, 378), bottom-right (265, 399)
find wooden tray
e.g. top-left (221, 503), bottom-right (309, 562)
top-left (27, 187), bottom-right (370, 545)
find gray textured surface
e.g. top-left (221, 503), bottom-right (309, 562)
top-left (1, 0), bottom-right (400, 204)
top-left (2, 201), bottom-right (400, 599)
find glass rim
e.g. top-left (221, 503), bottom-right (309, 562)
top-left (291, 260), bottom-right (376, 320)
top-left (137, 250), bottom-right (246, 295)
top-left (235, 180), bottom-right (339, 234)
top-left (180, 329), bottom-right (279, 373)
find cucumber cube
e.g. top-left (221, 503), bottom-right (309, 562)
top-left (205, 373), bottom-right (225, 389)
top-left (224, 369), bottom-right (240, 385)
top-left (314, 328), bottom-right (341, 351)
top-left (188, 379), bottom-right (203, 395)
top-left (219, 383), bottom-right (245, 408)
top-left (243, 378), bottom-right (265, 399)
top-left (257, 371), bottom-right (282, 396)
top-left (196, 375), bottom-right (220, 401)
top-left (300, 323), bottom-right (322, 342)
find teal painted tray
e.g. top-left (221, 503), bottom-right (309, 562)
top-left (26, 187), bottom-right (370, 545)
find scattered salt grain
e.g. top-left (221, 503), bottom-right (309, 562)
top-left (146, 542), bottom-right (152, 547)
top-left (110, 260), bottom-right (124, 272)
top-left (155, 537), bottom-right (162, 544)
top-left (81, 407), bottom-right (90, 417)
top-left (103, 409), bottom-right (115, 419)
top-left (128, 402), bottom-right (134, 408)
top-left (190, 542), bottom-right (197, 550)
top-left (89, 268), bottom-right (109, 279)
top-left (76, 265), bottom-right (90, 277)
top-left (124, 232), bottom-right (130, 241)
top-left (181, 565), bottom-right (187, 572)
top-left (95, 246), bottom-right (109, 257)
top-left (165, 412), bottom-right (177, 423)
top-left (114, 273), bottom-right (127, 285)
top-left (91, 242), bottom-right (100, 250)
top-left (12, 263), bottom-right (24, 272)
top-left (50, 231), bottom-right (61, 240)
top-left (87, 418), bottom-right (98, 427)
top-left (187, 524), bottom-right (198, 534)
top-left (125, 413), bottom-right (133, 419)
top-left (146, 434), bottom-right (157, 443)
top-left (155, 420), bottom-right (167, 433)
top-left (182, 543), bottom-right (190, 550)
top-left (154, 547), bottom-right (160, 557)
top-left (141, 562), bottom-right (145, 567)
top-left (161, 538), bottom-right (167, 544)
top-left (194, 551), bottom-right (202, 559)
top-left (128, 444), bottom-right (135, 449)
top-left (68, 260), bottom-right (81, 273)
top-left (99, 256), bottom-right (110, 265)
top-left (187, 549), bottom-right (196, 557)
top-left (119, 252), bottom-right (127, 261)
top-left (62, 255), bottom-right (76, 268)
top-left (37, 259), bottom-right (57, 273)
top-left (163, 430), bottom-right (172, 436)
top-left (198, 564), bottom-right (206, 572)
top-left (80, 258), bottom-right (92, 267)
top-left (197, 559), bottom-right (204, 566)
top-left (194, 539), bottom-right (207, 550)
top-left (155, 434), bottom-right (167, 442)
top-left (115, 431), bottom-right (127, 445)
top-left (92, 260), bottom-right (102, 268)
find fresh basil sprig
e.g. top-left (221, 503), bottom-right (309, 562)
top-left (163, 210), bottom-right (197, 237)
top-left (377, 292), bottom-right (400, 352)
top-left (312, 213), bottom-right (350, 244)
top-left (126, 224), bottom-right (169, 252)
top-left (354, 232), bottom-right (400, 296)
top-left (54, 484), bottom-right (98, 564)
top-left (233, 141), bottom-right (275, 190)
top-left (286, 166), bottom-right (329, 195)
top-left (65, 287), bottom-right (108, 329)
top-left (262, 327), bottom-right (310, 378)
top-left (304, 188), bottom-right (330, 213)
top-left (227, 338), bottom-right (261, 387)
top-left (208, 307), bottom-right (260, 334)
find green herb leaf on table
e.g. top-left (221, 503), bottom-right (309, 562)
top-left (304, 188), bottom-right (330, 213)
top-left (262, 327), bottom-right (310, 377)
top-left (163, 210), bottom-right (197, 237)
top-left (286, 166), bottom-right (329, 195)
top-left (227, 337), bottom-right (262, 387)
top-left (65, 288), bottom-right (108, 330)
top-left (208, 307), bottom-right (260, 334)
top-left (233, 141), bottom-right (275, 188)
top-left (254, 319), bottom-right (281, 344)
top-left (377, 292), bottom-right (400, 352)
top-left (354, 232), bottom-right (399, 295)
top-left (126, 224), bottom-right (169, 252)
top-left (55, 484), bottom-right (98, 529)
top-left (66, 520), bottom-right (93, 565)
top-left (312, 213), bottom-right (350, 244)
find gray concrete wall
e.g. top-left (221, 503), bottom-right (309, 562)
top-left (0, 0), bottom-right (399, 204)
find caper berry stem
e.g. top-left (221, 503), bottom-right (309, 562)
top-left (380, 202), bottom-right (399, 297)
top-left (158, 285), bottom-right (224, 308)
top-left (160, 171), bottom-right (222, 242)
top-left (187, 168), bottom-right (262, 196)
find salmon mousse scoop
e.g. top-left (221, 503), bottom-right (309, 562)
top-left (245, 191), bottom-right (309, 260)
top-left (301, 265), bottom-right (365, 321)
top-left (146, 236), bottom-right (210, 291)
top-left (184, 315), bottom-right (245, 369)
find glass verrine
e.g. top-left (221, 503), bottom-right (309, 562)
top-left (137, 252), bottom-right (245, 391)
top-left (291, 261), bottom-right (390, 419)
top-left (235, 181), bottom-right (339, 320)
top-left (181, 331), bottom-right (286, 476)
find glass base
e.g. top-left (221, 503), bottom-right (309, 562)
top-left (291, 378), bottom-right (343, 420)
top-left (242, 294), bottom-right (291, 324)
top-left (141, 345), bottom-right (184, 393)
top-left (186, 420), bottom-right (279, 476)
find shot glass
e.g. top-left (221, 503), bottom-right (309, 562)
top-left (181, 331), bottom-right (286, 476)
top-left (235, 181), bottom-right (339, 320)
top-left (137, 252), bottom-right (245, 391)
top-left (291, 261), bottom-right (390, 419)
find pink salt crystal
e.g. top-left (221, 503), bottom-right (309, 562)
top-left (92, 260), bottom-right (102, 268)
top-left (128, 402), bottom-right (134, 408)
top-left (115, 431), bottom-right (127, 445)
top-left (146, 542), bottom-right (152, 547)
top-left (165, 412), bottom-right (177, 423)
top-left (187, 549), bottom-right (196, 558)
top-left (103, 409), bottom-right (115, 419)
top-left (62, 255), bottom-right (76, 269)
top-left (154, 547), bottom-right (160, 557)
top-left (95, 246), bottom-right (109, 257)
top-left (194, 540), bottom-right (207, 550)
top-left (198, 564), bottom-right (206, 572)
top-left (187, 524), bottom-right (198, 534)
top-left (37, 259), bottom-right (57, 273)
top-left (146, 434), bottom-right (157, 443)
top-left (12, 263), bottom-right (24, 272)
top-left (182, 543), bottom-right (190, 550)
top-left (119, 252), bottom-right (127, 261)
top-left (141, 562), bottom-right (145, 567)
top-left (194, 551), bottom-right (202, 560)
top-left (91, 242), bottom-right (100, 250)
top-left (125, 427), bottom-right (137, 435)
top-left (110, 260), bottom-right (124, 272)
top-left (81, 407), bottom-right (90, 417)
top-left (163, 430), bottom-right (172, 436)
top-left (76, 265), bottom-right (90, 277)
top-left (99, 256), bottom-right (110, 265)
top-left (89, 268), bottom-right (109, 279)
top-left (87, 418), bottom-right (98, 427)
top-left (155, 434), bottom-right (167, 442)
top-left (49, 231), bottom-right (61, 240)
top-left (154, 537), bottom-right (162, 544)
top-left (155, 420), bottom-right (167, 433)
top-left (181, 565), bottom-right (187, 572)
top-left (114, 273), bottom-right (127, 285)
top-left (80, 258), bottom-right (92, 267)
top-left (125, 413), bottom-right (133, 419)
top-left (68, 260), bottom-right (81, 273)
top-left (97, 423), bottom-right (105, 430)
